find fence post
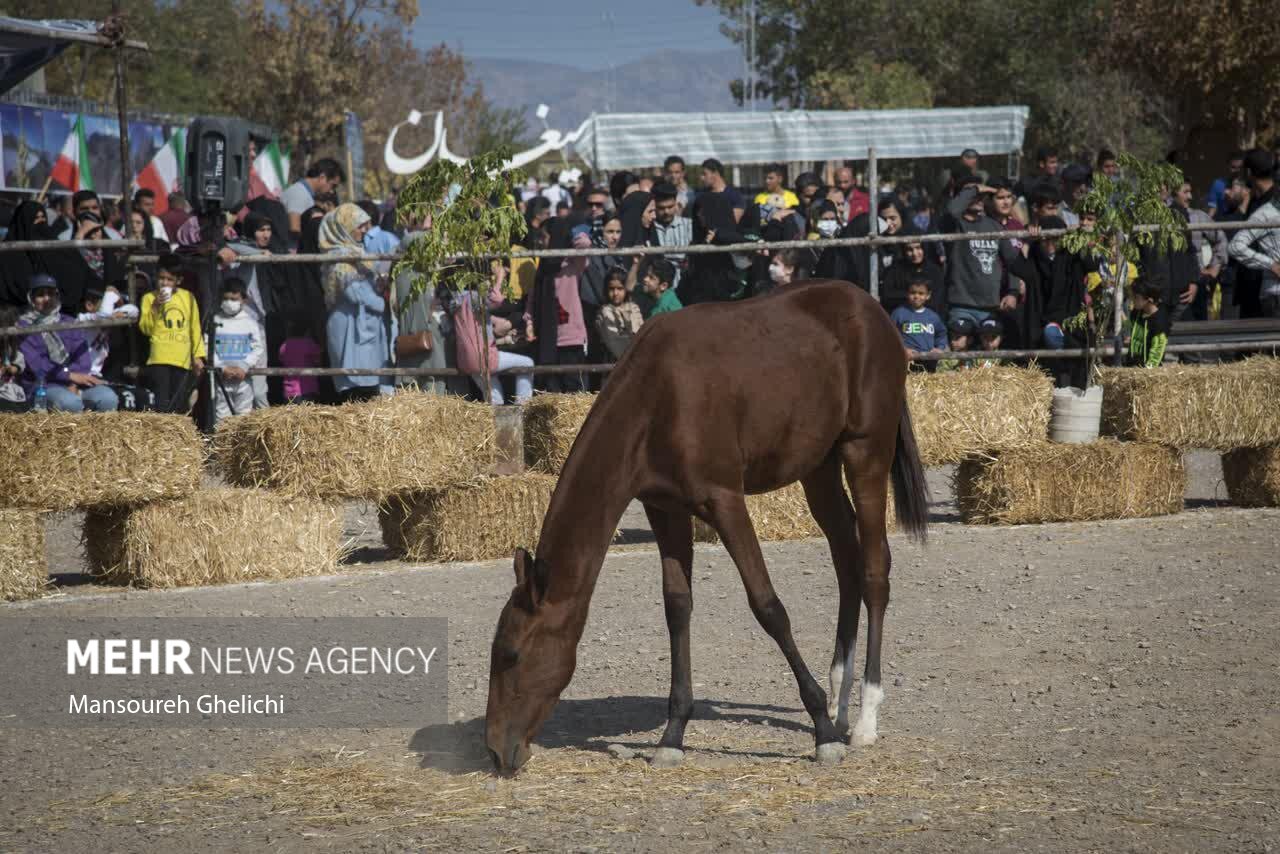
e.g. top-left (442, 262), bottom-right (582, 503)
top-left (492, 405), bottom-right (525, 475)
top-left (867, 147), bottom-right (879, 301)
top-left (1113, 234), bottom-right (1127, 367)
top-left (110, 1), bottom-right (132, 234)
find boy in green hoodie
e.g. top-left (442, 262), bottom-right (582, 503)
top-left (1126, 277), bottom-right (1171, 368)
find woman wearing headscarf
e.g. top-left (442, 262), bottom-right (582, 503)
top-left (321, 203), bottom-right (396, 402)
top-left (525, 215), bottom-right (592, 392)
top-left (684, 191), bottom-right (744, 305)
top-left (616, 191), bottom-right (655, 250)
top-left (615, 192), bottom-right (660, 314)
top-left (832, 198), bottom-right (911, 292)
top-left (580, 214), bottom-right (628, 369)
top-left (0, 200), bottom-right (98, 313)
top-left (244, 196), bottom-right (322, 404)
top-left (218, 209), bottom-right (284, 407)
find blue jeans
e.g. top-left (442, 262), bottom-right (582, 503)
top-left (45, 383), bottom-right (118, 412)
top-left (473, 350), bottom-right (534, 405)
top-left (948, 306), bottom-right (994, 329)
top-left (1042, 323), bottom-right (1066, 349)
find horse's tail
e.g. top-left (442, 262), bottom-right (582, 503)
top-left (891, 400), bottom-right (930, 544)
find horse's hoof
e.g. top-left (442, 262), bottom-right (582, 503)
top-left (852, 725), bottom-right (878, 747)
top-left (815, 742), bottom-right (846, 765)
top-left (651, 747), bottom-right (685, 768)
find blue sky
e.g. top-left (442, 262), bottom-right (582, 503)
top-left (411, 0), bottom-right (734, 69)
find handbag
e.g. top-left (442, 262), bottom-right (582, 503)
top-left (395, 329), bottom-right (434, 358)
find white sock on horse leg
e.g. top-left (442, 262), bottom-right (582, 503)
top-left (852, 680), bottom-right (884, 746)
top-left (828, 643), bottom-right (857, 728)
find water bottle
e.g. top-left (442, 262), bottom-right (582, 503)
top-left (32, 382), bottom-right (48, 412)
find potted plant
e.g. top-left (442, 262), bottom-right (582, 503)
top-left (1049, 153), bottom-right (1188, 442)
top-left (393, 149), bottom-right (527, 405)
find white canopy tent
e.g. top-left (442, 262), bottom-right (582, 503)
top-left (571, 106), bottom-right (1030, 171)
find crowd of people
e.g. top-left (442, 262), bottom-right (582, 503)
top-left (1, 141), bottom-right (1278, 416)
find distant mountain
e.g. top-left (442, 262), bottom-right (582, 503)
top-left (465, 49), bottom-right (745, 133)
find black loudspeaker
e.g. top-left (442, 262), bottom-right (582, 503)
top-left (184, 117), bottom-right (250, 213)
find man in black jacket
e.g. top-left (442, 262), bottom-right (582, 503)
top-left (1031, 217), bottom-right (1091, 387)
top-left (1138, 209), bottom-right (1199, 325)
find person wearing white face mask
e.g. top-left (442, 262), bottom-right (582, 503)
top-left (767, 250), bottom-right (807, 290)
top-left (816, 217), bottom-right (841, 239)
top-left (211, 277), bottom-right (264, 425)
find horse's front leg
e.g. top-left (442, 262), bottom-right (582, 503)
top-left (645, 504), bottom-right (695, 768)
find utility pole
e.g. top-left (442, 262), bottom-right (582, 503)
top-left (741, 4), bottom-right (749, 111)
top-left (748, 0), bottom-right (756, 112)
top-left (603, 11), bottom-right (616, 113)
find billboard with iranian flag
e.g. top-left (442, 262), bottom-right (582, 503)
top-left (0, 101), bottom-right (292, 211)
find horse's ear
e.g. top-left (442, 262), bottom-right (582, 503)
top-left (513, 548), bottom-right (532, 588)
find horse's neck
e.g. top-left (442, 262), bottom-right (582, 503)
top-left (537, 415), bottom-right (640, 607)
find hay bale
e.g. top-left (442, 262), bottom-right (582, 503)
top-left (523, 393), bottom-right (597, 474)
top-left (1221, 445), bottom-right (1280, 507)
top-left (83, 488), bottom-right (345, 588)
top-left (906, 366), bottom-right (1053, 467)
top-left (0, 412), bottom-right (203, 511)
top-left (212, 392), bottom-right (495, 500)
top-left (0, 509), bottom-right (48, 601)
top-left (692, 481), bottom-right (897, 543)
top-left (523, 371), bottom-right (1053, 475)
top-left (954, 440), bottom-right (1184, 525)
top-left (379, 473), bottom-right (557, 563)
top-left (1099, 358), bottom-right (1280, 450)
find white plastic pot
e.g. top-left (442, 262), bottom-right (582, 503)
top-left (1049, 385), bottom-right (1104, 444)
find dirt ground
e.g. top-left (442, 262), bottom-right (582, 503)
top-left (1, 451), bottom-right (1277, 853)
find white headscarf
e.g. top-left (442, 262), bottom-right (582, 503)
top-left (319, 203), bottom-right (372, 309)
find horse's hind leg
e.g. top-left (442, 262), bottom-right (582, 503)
top-left (644, 503), bottom-right (694, 768)
top-left (840, 439), bottom-right (893, 747)
top-left (705, 489), bottom-right (844, 764)
top-left (801, 452), bottom-right (863, 739)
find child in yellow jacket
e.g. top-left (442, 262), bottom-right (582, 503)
top-left (138, 254), bottom-right (206, 413)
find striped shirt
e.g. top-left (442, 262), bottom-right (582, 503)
top-left (655, 216), bottom-right (693, 291)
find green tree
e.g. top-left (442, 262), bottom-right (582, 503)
top-left (394, 149), bottom-right (526, 402)
top-left (807, 61), bottom-right (932, 111)
top-left (1060, 153), bottom-right (1187, 381)
top-left (232, 0), bottom-right (418, 169)
top-left (697, 0), bottom-right (1173, 161)
top-left (461, 105), bottom-right (532, 159)
top-left (1114, 0), bottom-right (1280, 149)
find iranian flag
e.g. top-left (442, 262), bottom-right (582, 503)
top-left (133, 129), bottom-right (185, 214)
top-left (249, 139), bottom-right (290, 200)
top-left (50, 115), bottom-right (93, 192)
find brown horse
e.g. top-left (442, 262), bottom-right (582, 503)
top-left (486, 279), bottom-right (929, 773)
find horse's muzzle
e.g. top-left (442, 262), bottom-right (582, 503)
top-left (488, 739), bottom-right (530, 776)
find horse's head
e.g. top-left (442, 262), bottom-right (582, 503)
top-left (485, 547), bottom-right (578, 775)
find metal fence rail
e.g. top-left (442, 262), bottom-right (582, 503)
top-left (239, 338), bottom-right (1280, 378)
top-left (0, 317), bottom-right (138, 338)
top-left (0, 238), bottom-right (145, 254)
top-left (118, 218), bottom-right (1275, 267)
